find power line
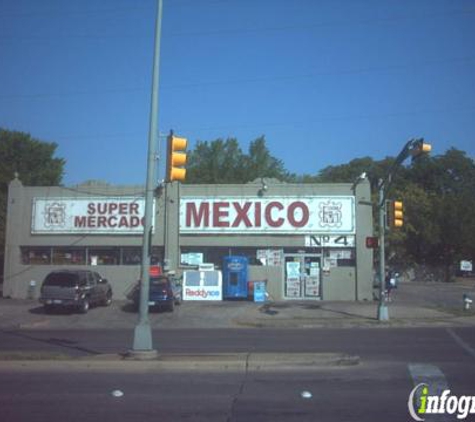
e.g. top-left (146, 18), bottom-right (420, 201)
top-left (17, 104), bottom-right (474, 143)
top-left (168, 8), bottom-right (475, 38)
top-left (0, 54), bottom-right (473, 100)
top-left (0, 4), bottom-right (154, 19)
top-left (1, 7), bottom-right (474, 42)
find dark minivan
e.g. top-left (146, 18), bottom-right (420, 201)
top-left (39, 270), bottom-right (113, 314)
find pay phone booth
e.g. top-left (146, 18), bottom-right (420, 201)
top-left (223, 256), bottom-right (248, 299)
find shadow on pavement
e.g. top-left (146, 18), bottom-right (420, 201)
top-left (0, 330), bottom-right (101, 356)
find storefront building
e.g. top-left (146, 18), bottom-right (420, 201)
top-left (3, 176), bottom-right (374, 301)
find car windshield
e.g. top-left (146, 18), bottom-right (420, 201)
top-left (150, 277), bottom-right (169, 286)
top-left (43, 273), bottom-right (78, 287)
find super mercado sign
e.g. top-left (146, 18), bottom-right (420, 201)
top-left (31, 197), bottom-right (152, 234)
top-left (180, 196), bottom-right (355, 234)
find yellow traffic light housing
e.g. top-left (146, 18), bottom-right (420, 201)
top-left (166, 132), bottom-right (187, 182)
top-left (411, 139), bottom-right (432, 157)
top-left (392, 200), bottom-right (404, 228)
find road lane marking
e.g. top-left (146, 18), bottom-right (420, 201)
top-left (446, 328), bottom-right (475, 360)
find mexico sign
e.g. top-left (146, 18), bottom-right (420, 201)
top-left (180, 196), bottom-right (355, 234)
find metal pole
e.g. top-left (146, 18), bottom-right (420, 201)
top-left (132, 0), bottom-right (163, 354)
top-left (377, 179), bottom-right (389, 321)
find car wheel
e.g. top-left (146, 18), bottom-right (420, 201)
top-left (103, 290), bottom-right (112, 306)
top-left (79, 298), bottom-right (90, 314)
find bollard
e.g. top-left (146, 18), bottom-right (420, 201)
top-left (27, 280), bottom-right (37, 300)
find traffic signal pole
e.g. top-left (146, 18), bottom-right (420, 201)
top-left (131, 0), bottom-right (163, 355)
top-left (377, 179), bottom-right (389, 321)
top-left (376, 138), bottom-right (432, 322)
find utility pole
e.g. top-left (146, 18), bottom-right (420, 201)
top-left (131, 0), bottom-right (163, 356)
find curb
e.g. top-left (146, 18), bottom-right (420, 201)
top-left (0, 352), bottom-right (359, 373)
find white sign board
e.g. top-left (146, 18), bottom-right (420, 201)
top-left (31, 197), bottom-right (150, 234)
top-left (460, 260), bottom-right (473, 272)
top-left (305, 235), bottom-right (356, 248)
top-left (180, 196), bottom-right (355, 234)
top-left (183, 270), bottom-right (223, 301)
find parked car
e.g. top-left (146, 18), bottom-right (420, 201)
top-left (129, 275), bottom-right (182, 312)
top-left (39, 270), bottom-right (113, 314)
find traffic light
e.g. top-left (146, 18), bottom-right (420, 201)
top-left (411, 139), bottom-right (432, 157)
top-left (365, 236), bottom-right (379, 249)
top-left (166, 132), bottom-right (187, 182)
top-left (390, 200), bottom-right (404, 228)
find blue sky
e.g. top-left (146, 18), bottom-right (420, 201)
top-left (1, 0), bottom-right (474, 186)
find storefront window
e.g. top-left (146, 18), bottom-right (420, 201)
top-left (20, 246), bottom-right (163, 266)
top-left (21, 247), bottom-right (51, 265)
top-left (122, 247), bottom-right (142, 265)
top-left (52, 248), bottom-right (86, 265)
top-left (88, 248), bottom-right (120, 265)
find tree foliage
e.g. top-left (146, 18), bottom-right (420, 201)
top-left (187, 136), bottom-right (290, 184)
top-left (303, 146), bottom-right (475, 278)
top-left (0, 129), bottom-right (65, 277)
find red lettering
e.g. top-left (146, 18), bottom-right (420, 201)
top-left (98, 216), bottom-right (107, 227)
top-left (288, 201), bottom-right (309, 227)
top-left (232, 202), bottom-right (252, 227)
top-left (118, 216), bottom-right (129, 228)
top-left (87, 203), bottom-right (95, 215)
top-left (255, 202), bottom-right (262, 227)
top-left (265, 202), bottom-right (284, 227)
top-left (119, 203), bottom-right (128, 214)
top-left (109, 203), bottom-right (118, 213)
top-left (75, 216), bottom-right (87, 227)
top-left (97, 203), bottom-right (107, 214)
top-left (130, 203), bottom-right (139, 215)
top-left (213, 202), bottom-right (229, 227)
top-left (186, 203), bottom-right (209, 227)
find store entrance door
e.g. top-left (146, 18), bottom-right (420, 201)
top-left (284, 254), bottom-right (321, 299)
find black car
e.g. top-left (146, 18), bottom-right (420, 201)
top-left (39, 270), bottom-right (113, 314)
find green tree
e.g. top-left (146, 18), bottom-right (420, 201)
top-left (186, 138), bottom-right (246, 183)
top-left (243, 136), bottom-right (290, 182)
top-left (0, 129), bottom-right (65, 280)
top-left (392, 148), bottom-right (475, 280)
top-left (313, 156), bottom-right (398, 190)
top-left (187, 136), bottom-right (290, 184)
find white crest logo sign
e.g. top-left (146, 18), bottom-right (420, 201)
top-left (44, 202), bottom-right (67, 228)
top-left (318, 200), bottom-right (343, 229)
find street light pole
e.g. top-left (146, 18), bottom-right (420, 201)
top-left (132, 0), bottom-right (163, 355)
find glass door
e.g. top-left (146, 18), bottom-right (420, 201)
top-left (284, 254), bottom-right (321, 299)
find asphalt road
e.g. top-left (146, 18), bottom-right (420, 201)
top-left (1, 327), bottom-right (475, 421)
top-left (1, 326), bottom-right (475, 361)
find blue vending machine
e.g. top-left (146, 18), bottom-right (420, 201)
top-left (223, 256), bottom-right (248, 299)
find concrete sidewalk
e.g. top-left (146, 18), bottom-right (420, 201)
top-left (0, 351), bottom-right (360, 373)
top-left (0, 281), bottom-right (474, 330)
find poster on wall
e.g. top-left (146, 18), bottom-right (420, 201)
top-left (257, 249), bottom-right (283, 266)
